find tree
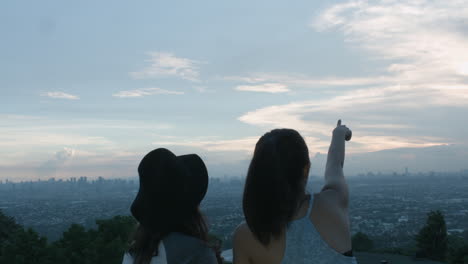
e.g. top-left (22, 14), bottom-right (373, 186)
top-left (0, 209), bottom-right (22, 244)
top-left (415, 210), bottom-right (448, 261)
top-left (92, 215), bottom-right (136, 264)
top-left (462, 230), bottom-right (468, 241)
top-left (352, 232), bottom-right (374, 251)
top-left (52, 215), bottom-right (136, 264)
top-left (448, 244), bottom-right (468, 264)
top-left (1, 210), bottom-right (54, 264)
top-left (52, 223), bottom-right (93, 264)
top-left (447, 235), bottom-right (468, 264)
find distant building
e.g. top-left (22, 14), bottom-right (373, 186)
top-left (398, 215), bottom-right (408, 223)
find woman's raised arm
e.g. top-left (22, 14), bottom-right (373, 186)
top-left (321, 120), bottom-right (352, 208)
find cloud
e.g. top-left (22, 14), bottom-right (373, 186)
top-left (130, 52), bottom-right (202, 82)
top-left (310, 0), bottom-right (468, 101)
top-left (239, 103), bottom-right (332, 136)
top-left (223, 0), bottom-right (468, 105)
top-left (0, 115), bottom-right (177, 178)
top-left (113, 87), bottom-right (184, 98)
top-left (154, 135), bottom-right (329, 160)
top-left (350, 136), bottom-right (448, 153)
top-left (237, 89), bottom-right (452, 153)
top-left (41, 91), bottom-right (79, 100)
top-left (231, 0), bottom-right (468, 156)
top-left (0, 115), bottom-right (175, 151)
top-left (0, 132), bottom-right (112, 148)
top-left (232, 0), bottom-right (468, 120)
top-left (37, 148), bottom-right (75, 177)
top-left (193, 86), bottom-right (208, 93)
top-left (1, 147), bottom-right (140, 181)
top-left (225, 74), bottom-right (390, 88)
top-left (154, 137), bottom-right (259, 153)
top-left (309, 144), bottom-right (468, 176)
top-left (235, 83), bottom-right (290, 93)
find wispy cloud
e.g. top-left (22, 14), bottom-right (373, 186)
top-left (41, 91), bottom-right (79, 100)
top-left (238, 100), bottom-right (450, 153)
top-left (350, 136), bottom-right (448, 153)
top-left (130, 52), bottom-right (202, 82)
top-left (225, 74), bottom-right (390, 88)
top-left (154, 137), bottom-right (259, 153)
top-left (38, 147), bottom-right (75, 177)
top-left (235, 83), bottom-right (290, 93)
top-left (113, 88), bottom-right (184, 98)
top-left (233, 0), bottom-right (468, 155)
top-left (310, 0), bottom-right (468, 102)
top-left (0, 115), bottom-right (173, 150)
top-left (228, 0), bottom-right (468, 112)
top-left (0, 132), bottom-right (112, 148)
top-left (193, 86), bottom-right (215, 93)
top-left (0, 115), bottom-right (171, 179)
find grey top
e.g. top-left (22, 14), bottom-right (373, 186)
top-left (281, 195), bottom-right (358, 264)
top-left (122, 232), bottom-right (217, 264)
top-left (163, 232), bottom-right (217, 264)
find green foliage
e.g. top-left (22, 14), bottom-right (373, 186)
top-left (352, 232), bottom-right (374, 252)
top-left (372, 246), bottom-right (418, 257)
top-left (448, 244), bottom-right (468, 264)
top-left (0, 228), bottom-right (53, 264)
top-left (415, 210), bottom-right (448, 261)
top-left (52, 215), bottom-right (137, 264)
top-left (463, 231), bottom-right (468, 241)
top-left (0, 211), bottom-right (137, 264)
top-left (0, 209), bottom-right (22, 244)
top-left (448, 235), bottom-right (468, 264)
top-left (0, 212), bottom-right (231, 264)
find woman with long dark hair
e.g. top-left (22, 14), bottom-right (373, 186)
top-left (122, 148), bottom-right (222, 264)
top-left (233, 120), bottom-right (357, 264)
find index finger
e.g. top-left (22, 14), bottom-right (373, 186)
top-left (337, 119), bottom-right (342, 126)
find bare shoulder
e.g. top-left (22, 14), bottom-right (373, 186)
top-left (233, 223), bottom-right (254, 263)
top-left (234, 222), bottom-right (250, 236)
top-left (233, 222), bottom-right (260, 252)
top-left (234, 222), bottom-right (254, 245)
top-left (233, 222), bottom-right (285, 264)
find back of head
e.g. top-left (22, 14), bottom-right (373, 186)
top-left (243, 128), bottom-right (310, 246)
top-left (129, 148), bottom-right (213, 264)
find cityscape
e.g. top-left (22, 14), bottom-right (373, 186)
top-left (1, 170), bottom-right (467, 251)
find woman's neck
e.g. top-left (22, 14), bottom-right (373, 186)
top-left (291, 194), bottom-right (311, 220)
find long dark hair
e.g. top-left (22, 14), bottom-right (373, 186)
top-left (243, 128), bottom-right (310, 246)
top-left (128, 207), bottom-right (223, 264)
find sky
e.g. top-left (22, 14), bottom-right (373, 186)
top-left (1, 0), bottom-right (468, 181)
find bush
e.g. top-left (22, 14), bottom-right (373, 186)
top-left (415, 210), bottom-right (448, 261)
top-left (352, 232), bottom-right (374, 252)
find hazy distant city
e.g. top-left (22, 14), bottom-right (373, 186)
top-left (1, 170), bottom-right (468, 250)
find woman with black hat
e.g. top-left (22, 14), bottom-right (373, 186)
top-left (122, 148), bottom-right (222, 264)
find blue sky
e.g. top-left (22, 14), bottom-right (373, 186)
top-left (1, 0), bottom-right (468, 181)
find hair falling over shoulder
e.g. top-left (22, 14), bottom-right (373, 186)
top-left (243, 128), bottom-right (310, 246)
top-left (128, 207), bottom-right (223, 264)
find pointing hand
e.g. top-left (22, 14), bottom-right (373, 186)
top-left (333, 119), bottom-right (352, 141)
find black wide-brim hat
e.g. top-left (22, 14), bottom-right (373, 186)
top-left (131, 148), bottom-right (208, 232)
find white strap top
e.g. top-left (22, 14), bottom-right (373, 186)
top-left (281, 195), bottom-right (358, 264)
